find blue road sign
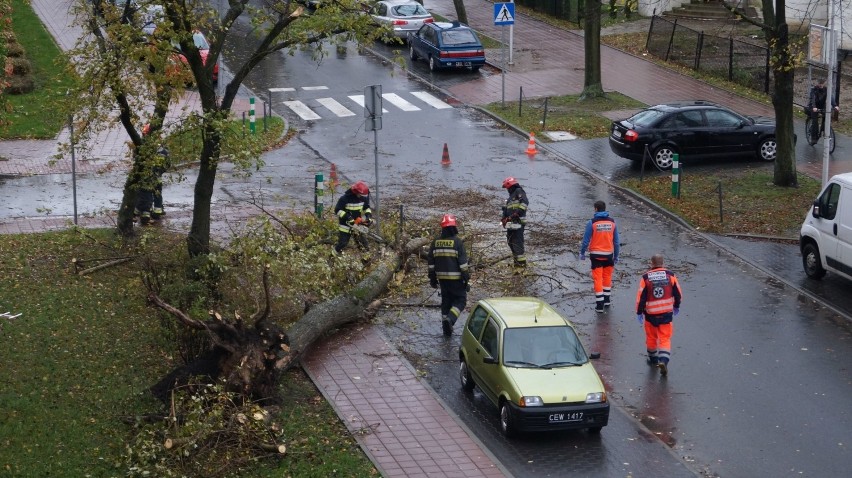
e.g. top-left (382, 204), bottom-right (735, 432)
top-left (494, 2), bottom-right (515, 26)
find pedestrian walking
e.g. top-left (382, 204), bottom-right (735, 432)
top-left (635, 253), bottom-right (682, 376)
top-left (579, 200), bottom-right (619, 312)
top-left (500, 176), bottom-right (528, 269)
top-left (428, 214), bottom-right (470, 337)
top-left (333, 180), bottom-right (373, 253)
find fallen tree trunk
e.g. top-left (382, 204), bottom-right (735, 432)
top-left (149, 237), bottom-right (430, 403)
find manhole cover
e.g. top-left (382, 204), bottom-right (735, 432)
top-left (544, 131), bottom-right (577, 141)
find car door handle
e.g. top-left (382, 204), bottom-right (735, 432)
top-left (475, 348), bottom-right (481, 354)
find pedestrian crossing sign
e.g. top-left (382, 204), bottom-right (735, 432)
top-left (494, 2), bottom-right (514, 26)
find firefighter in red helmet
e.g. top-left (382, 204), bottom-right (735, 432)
top-left (428, 214), bottom-right (470, 336)
top-left (334, 181), bottom-right (373, 253)
top-left (501, 176), bottom-right (528, 268)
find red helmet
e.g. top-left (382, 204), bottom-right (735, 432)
top-left (440, 214), bottom-right (457, 228)
top-left (502, 176), bottom-right (518, 188)
top-left (351, 181), bottom-right (369, 196)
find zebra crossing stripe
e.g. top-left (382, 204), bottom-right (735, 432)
top-left (316, 98), bottom-right (356, 117)
top-left (349, 95), bottom-right (389, 114)
top-left (410, 91), bottom-right (452, 109)
top-left (283, 100), bottom-right (321, 120)
top-left (302, 86), bottom-right (329, 91)
top-left (269, 87), bottom-right (295, 92)
top-left (382, 93), bottom-right (420, 111)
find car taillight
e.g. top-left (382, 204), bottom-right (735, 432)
top-left (424, 18), bottom-right (434, 23)
top-left (624, 130), bottom-right (639, 142)
top-left (392, 20), bottom-right (408, 26)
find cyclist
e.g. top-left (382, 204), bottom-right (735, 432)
top-left (807, 78), bottom-right (840, 142)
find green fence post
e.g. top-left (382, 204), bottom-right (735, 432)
top-left (671, 153), bottom-right (680, 198)
top-left (315, 173), bottom-right (324, 217)
top-left (249, 97), bottom-right (256, 134)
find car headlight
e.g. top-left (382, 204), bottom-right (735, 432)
top-left (585, 392), bottom-right (606, 403)
top-left (519, 396), bottom-right (543, 407)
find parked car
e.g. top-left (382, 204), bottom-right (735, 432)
top-left (608, 101), bottom-right (779, 170)
top-left (171, 31), bottom-right (219, 85)
top-left (458, 297), bottom-right (609, 437)
top-left (800, 172), bottom-right (852, 282)
top-left (408, 21), bottom-right (485, 72)
top-left (369, 0), bottom-right (433, 41)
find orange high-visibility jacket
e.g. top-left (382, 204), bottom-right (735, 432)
top-left (636, 267), bottom-right (682, 318)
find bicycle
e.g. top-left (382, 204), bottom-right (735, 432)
top-left (805, 109), bottom-right (836, 154)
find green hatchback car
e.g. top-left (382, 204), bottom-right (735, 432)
top-left (458, 297), bottom-right (609, 437)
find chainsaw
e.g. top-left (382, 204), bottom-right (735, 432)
top-left (351, 220), bottom-right (386, 243)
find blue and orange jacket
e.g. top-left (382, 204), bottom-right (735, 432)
top-left (580, 211), bottom-right (619, 260)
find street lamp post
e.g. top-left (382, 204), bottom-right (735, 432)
top-left (822, 0), bottom-right (838, 187)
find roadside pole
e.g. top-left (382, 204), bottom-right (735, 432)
top-left (822, 3), bottom-right (838, 186)
top-left (494, 2), bottom-right (515, 107)
top-left (365, 85), bottom-right (382, 233)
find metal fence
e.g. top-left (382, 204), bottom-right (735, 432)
top-left (647, 15), bottom-right (770, 93)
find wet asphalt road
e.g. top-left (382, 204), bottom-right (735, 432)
top-left (3, 30), bottom-right (851, 476)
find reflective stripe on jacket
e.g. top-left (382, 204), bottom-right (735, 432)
top-left (334, 190), bottom-right (372, 233)
top-left (502, 185), bottom-right (528, 230)
top-left (428, 236), bottom-right (470, 282)
top-left (636, 267), bottom-right (682, 320)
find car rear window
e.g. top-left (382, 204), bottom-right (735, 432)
top-left (441, 29), bottom-right (478, 45)
top-left (628, 109), bottom-right (667, 127)
top-left (393, 4), bottom-right (428, 16)
top-left (193, 32), bottom-right (210, 50)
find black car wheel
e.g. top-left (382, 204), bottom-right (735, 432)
top-left (428, 55), bottom-right (439, 71)
top-left (409, 45), bottom-right (418, 61)
top-left (459, 359), bottom-right (475, 392)
top-left (500, 401), bottom-right (516, 438)
top-left (802, 243), bottom-right (826, 279)
top-left (588, 426), bottom-right (603, 434)
top-left (651, 145), bottom-right (677, 170)
top-left (758, 137), bottom-right (777, 161)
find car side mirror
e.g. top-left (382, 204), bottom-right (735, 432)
top-left (589, 352), bottom-right (601, 360)
top-left (483, 356), bottom-right (498, 365)
top-left (812, 201), bottom-right (821, 218)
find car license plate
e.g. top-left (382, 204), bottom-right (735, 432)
top-left (549, 412), bottom-right (583, 423)
top-left (612, 129), bottom-right (622, 138)
top-left (454, 61), bottom-right (471, 67)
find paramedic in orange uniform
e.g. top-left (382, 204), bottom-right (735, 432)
top-left (579, 200), bottom-right (619, 312)
top-left (635, 253), bottom-right (682, 377)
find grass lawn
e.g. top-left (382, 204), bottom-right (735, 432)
top-left (0, 229), bottom-right (377, 477)
top-left (0, 0), bottom-right (75, 139)
top-left (621, 169), bottom-right (821, 237)
top-left (483, 92), bottom-right (646, 139)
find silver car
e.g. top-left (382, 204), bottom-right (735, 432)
top-left (370, 0), bottom-right (433, 40)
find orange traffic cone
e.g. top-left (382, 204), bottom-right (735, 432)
top-left (525, 132), bottom-right (538, 155)
top-left (441, 143), bottom-right (451, 165)
top-left (329, 163), bottom-right (338, 187)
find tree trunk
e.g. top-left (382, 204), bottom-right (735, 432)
top-left (581, 0), bottom-right (604, 99)
top-left (763, 0), bottom-right (797, 187)
top-left (452, 0), bottom-right (468, 25)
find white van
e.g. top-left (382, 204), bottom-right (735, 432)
top-left (800, 172), bottom-right (852, 281)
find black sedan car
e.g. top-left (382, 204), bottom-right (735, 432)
top-left (608, 101), bottom-right (778, 169)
